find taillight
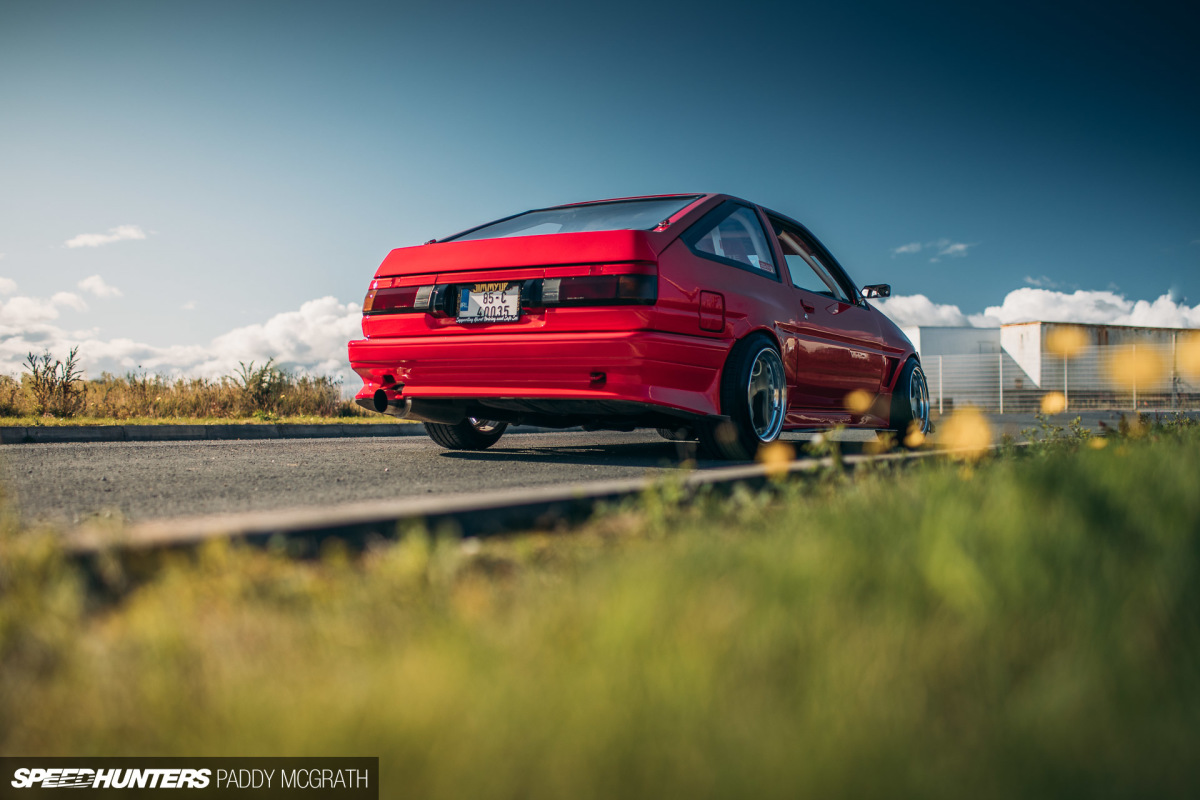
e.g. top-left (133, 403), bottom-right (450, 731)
top-left (542, 274), bottom-right (656, 307)
top-left (363, 285), bottom-right (422, 315)
top-left (363, 285), bottom-right (451, 315)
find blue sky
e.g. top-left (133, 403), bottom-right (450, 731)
top-left (2, 0), bottom-right (1198, 376)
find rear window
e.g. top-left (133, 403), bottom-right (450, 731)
top-left (444, 197), bottom-right (700, 242)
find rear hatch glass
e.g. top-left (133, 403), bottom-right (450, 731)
top-left (444, 196), bottom-right (700, 242)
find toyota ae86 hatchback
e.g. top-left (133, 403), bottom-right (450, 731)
top-left (347, 193), bottom-right (931, 460)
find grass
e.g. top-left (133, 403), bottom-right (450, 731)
top-left (2, 425), bottom-right (1199, 797)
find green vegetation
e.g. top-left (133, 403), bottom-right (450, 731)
top-left (21, 348), bottom-right (87, 417)
top-left (2, 424), bottom-right (1199, 797)
top-left (1, 351), bottom-right (369, 421)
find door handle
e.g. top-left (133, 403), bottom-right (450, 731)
top-left (800, 299), bottom-right (815, 314)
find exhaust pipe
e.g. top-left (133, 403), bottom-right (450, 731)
top-left (354, 389), bottom-right (412, 418)
top-left (358, 389), bottom-right (466, 424)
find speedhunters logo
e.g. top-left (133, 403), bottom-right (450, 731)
top-left (11, 768), bottom-right (212, 789)
top-left (0, 759), bottom-right (377, 798)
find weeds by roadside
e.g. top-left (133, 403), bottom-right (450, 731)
top-left (3, 348), bottom-right (367, 421)
top-left (22, 348), bottom-right (86, 417)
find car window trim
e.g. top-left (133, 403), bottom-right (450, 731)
top-left (680, 201), bottom-right (783, 284)
top-left (777, 234), bottom-right (848, 301)
top-left (765, 212), bottom-right (864, 305)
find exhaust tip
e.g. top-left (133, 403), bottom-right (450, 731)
top-left (373, 389), bottom-right (389, 413)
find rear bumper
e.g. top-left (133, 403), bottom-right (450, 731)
top-left (348, 330), bottom-right (728, 418)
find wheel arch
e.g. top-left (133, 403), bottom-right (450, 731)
top-left (884, 351), bottom-right (922, 394)
top-left (735, 326), bottom-right (785, 355)
top-left (713, 326), bottom-right (785, 391)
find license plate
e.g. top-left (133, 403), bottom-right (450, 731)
top-left (457, 282), bottom-right (521, 324)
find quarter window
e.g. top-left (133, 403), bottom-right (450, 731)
top-left (685, 204), bottom-right (777, 276)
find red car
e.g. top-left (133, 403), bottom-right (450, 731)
top-left (348, 193), bottom-right (931, 459)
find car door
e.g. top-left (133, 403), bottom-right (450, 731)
top-left (766, 215), bottom-right (889, 415)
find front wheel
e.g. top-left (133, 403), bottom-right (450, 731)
top-left (699, 336), bottom-right (787, 460)
top-left (885, 358), bottom-right (931, 446)
top-left (425, 418), bottom-right (508, 450)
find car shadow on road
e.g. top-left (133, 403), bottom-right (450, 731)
top-left (437, 440), bottom-right (708, 468)
top-left (437, 438), bottom-right (872, 468)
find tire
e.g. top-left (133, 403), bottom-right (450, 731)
top-left (699, 335), bottom-right (787, 460)
top-left (885, 358), bottom-right (932, 446)
top-left (424, 418), bottom-right (508, 450)
top-left (656, 426), bottom-right (697, 441)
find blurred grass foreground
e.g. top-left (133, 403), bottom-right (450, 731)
top-left (3, 426), bottom-right (1200, 797)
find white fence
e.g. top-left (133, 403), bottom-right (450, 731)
top-left (923, 342), bottom-right (1200, 413)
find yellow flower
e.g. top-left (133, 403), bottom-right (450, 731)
top-left (937, 407), bottom-right (992, 460)
top-left (1106, 347), bottom-right (1166, 389)
top-left (904, 421), bottom-right (926, 449)
top-left (1046, 326), bottom-right (1088, 358)
top-left (756, 441), bottom-right (795, 478)
top-left (1040, 391), bottom-right (1067, 415)
top-left (844, 389), bottom-right (874, 414)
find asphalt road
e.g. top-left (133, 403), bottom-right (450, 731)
top-left (1, 410), bottom-right (1182, 527)
top-left (0, 430), bottom-right (790, 527)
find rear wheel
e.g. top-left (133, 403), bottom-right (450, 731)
top-left (425, 418), bottom-right (508, 450)
top-left (883, 358), bottom-right (931, 446)
top-left (699, 335), bottom-right (787, 460)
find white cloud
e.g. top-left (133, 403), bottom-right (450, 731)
top-left (0, 291), bottom-right (89, 331)
top-left (64, 224), bottom-right (147, 249)
top-left (984, 288), bottom-right (1200, 328)
top-left (1, 296), bottom-right (62, 328)
top-left (77, 274), bottom-right (123, 298)
top-left (937, 242), bottom-right (972, 258)
top-left (200, 297), bottom-right (362, 378)
top-left (983, 288), bottom-right (1132, 325)
top-left (870, 294), bottom-right (998, 328)
top-left (875, 287), bottom-right (1200, 330)
top-left (0, 295), bottom-right (362, 388)
top-left (891, 238), bottom-right (976, 261)
top-left (51, 292), bottom-right (88, 312)
top-left (1023, 275), bottom-right (1058, 289)
top-left (182, 300), bottom-right (197, 311)
top-left (0, 276), bottom-right (16, 296)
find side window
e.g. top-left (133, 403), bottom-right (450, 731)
top-left (685, 204), bottom-right (777, 276)
top-left (770, 219), bottom-right (850, 303)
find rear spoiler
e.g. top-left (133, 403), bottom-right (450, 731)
top-left (375, 230), bottom-right (663, 278)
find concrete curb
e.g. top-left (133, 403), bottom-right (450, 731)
top-left (66, 446), bottom-right (962, 554)
top-left (0, 423), bottom-right (571, 445)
